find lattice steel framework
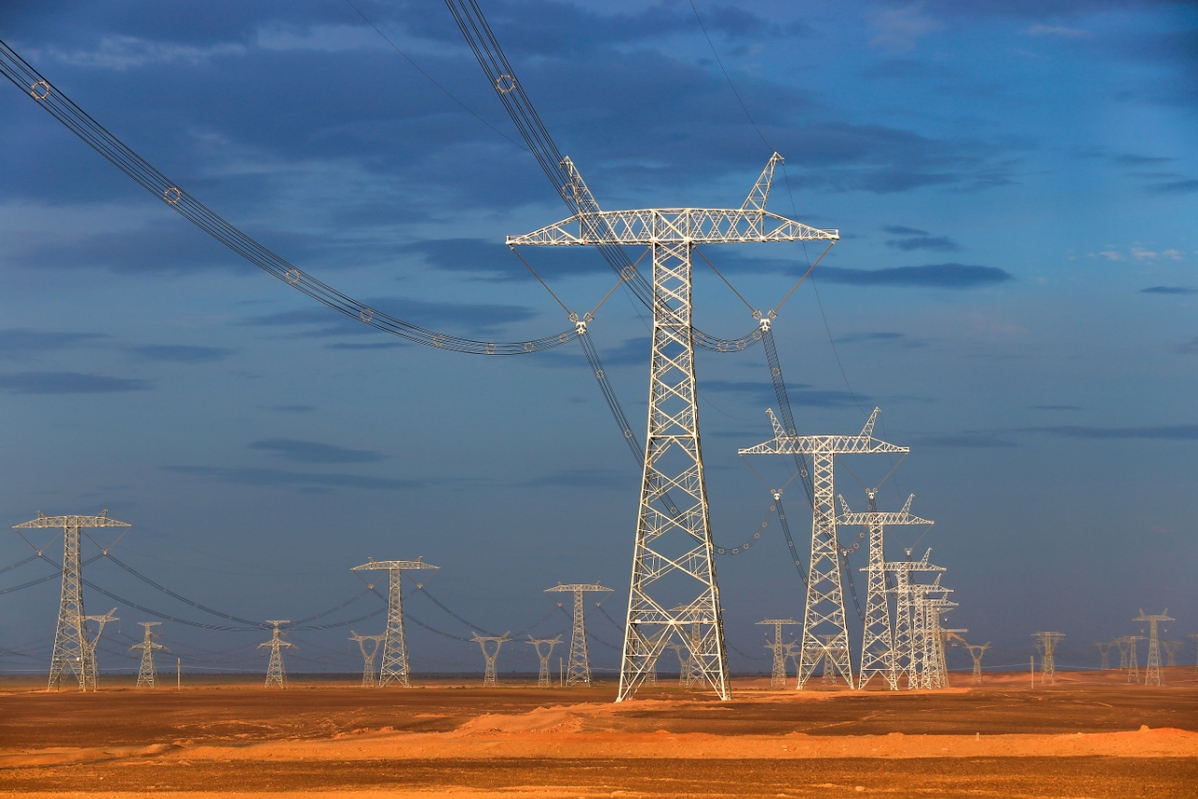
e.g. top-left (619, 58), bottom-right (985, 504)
top-left (1134, 610), bottom-right (1173, 686)
top-left (914, 588), bottom-right (954, 689)
top-left (349, 631), bottom-right (384, 688)
top-left (14, 511), bottom-right (130, 691)
top-left (838, 492), bottom-right (931, 690)
top-left (352, 557), bottom-right (439, 687)
top-left (884, 549), bottom-right (945, 689)
top-left (81, 608), bottom-right (118, 690)
top-left (963, 641), bottom-right (990, 684)
top-left (1032, 632), bottom-right (1065, 685)
top-left (1125, 635), bottom-right (1142, 683)
top-left (741, 408), bottom-right (907, 689)
top-left (545, 582), bottom-right (611, 687)
top-left (527, 636), bottom-right (562, 688)
top-left (260, 621), bottom-right (293, 688)
top-left (510, 154), bottom-right (839, 702)
top-left (130, 621), bottom-right (163, 689)
top-left (1096, 641), bottom-right (1114, 670)
top-left (758, 618), bottom-right (800, 688)
top-left (1161, 640), bottom-right (1181, 668)
top-left (472, 634), bottom-right (510, 687)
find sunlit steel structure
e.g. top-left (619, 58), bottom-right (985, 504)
top-left (352, 557), bottom-right (439, 687)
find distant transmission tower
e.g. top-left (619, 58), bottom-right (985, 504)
top-left (352, 557), bottom-right (439, 687)
top-left (917, 594), bottom-right (955, 689)
top-left (757, 619), bottom-right (799, 688)
top-left (837, 492), bottom-right (932, 690)
top-left (1095, 641), bottom-right (1114, 670)
top-left (1031, 632), bottom-right (1064, 685)
top-left (1115, 636), bottom-right (1131, 670)
top-left (511, 155), bottom-right (840, 702)
top-left (885, 549), bottom-right (945, 689)
top-left (130, 622), bottom-right (164, 688)
top-left (963, 641), bottom-right (990, 684)
top-left (1133, 610), bottom-right (1173, 686)
top-left (81, 608), bottom-right (118, 690)
top-left (1161, 640), bottom-right (1180, 668)
top-left (472, 633), bottom-right (510, 687)
top-left (545, 582), bottom-right (612, 686)
top-left (1189, 634), bottom-right (1198, 670)
top-left (741, 407), bottom-right (907, 690)
top-left (527, 636), bottom-right (562, 688)
top-left (14, 511), bottom-right (131, 691)
top-left (260, 620), bottom-right (294, 688)
top-left (1125, 635), bottom-right (1142, 683)
top-left (349, 631), bottom-right (384, 688)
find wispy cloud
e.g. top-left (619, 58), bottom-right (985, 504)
top-left (129, 345), bottom-right (234, 363)
top-left (0, 329), bottom-right (108, 359)
top-left (1029, 404), bottom-right (1081, 411)
top-left (267, 405), bottom-right (318, 413)
top-left (835, 332), bottom-right (922, 348)
top-left (869, 4), bottom-right (944, 53)
top-left (1176, 337), bottom-right (1198, 355)
top-left (0, 371), bottom-right (151, 394)
top-left (911, 432), bottom-right (1016, 448)
top-left (1146, 179), bottom-right (1198, 195)
top-left (1026, 24), bottom-right (1093, 39)
top-left (817, 263), bottom-right (1012, 288)
top-left (882, 225), bottom-right (962, 252)
top-left (248, 439), bottom-right (385, 464)
top-left (1141, 286), bottom-right (1196, 295)
top-left (517, 468), bottom-right (629, 488)
top-left (162, 465), bottom-right (418, 490)
top-left (1023, 425), bottom-right (1198, 440)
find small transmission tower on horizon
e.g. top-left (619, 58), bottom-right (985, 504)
top-left (130, 621), bottom-right (164, 688)
top-left (14, 510), bottom-right (130, 691)
top-left (527, 635), bottom-right (562, 688)
top-left (757, 618), bottom-right (799, 688)
top-left (741, 407), bottom-right (908, 690)
top-left (545, 582), bottom-right (611, 687)
top-left (1134, 610), bottom-right (1173, 686)
top-left (1096, 640), bottom-right (1114, 670)
top-left (81, 608), bottom-right (118, 690)
top-left (1125, 635), bottom-right (1142, 683)
top-left (349, 631), bottom-right (384, 688)
top-left (510, 154), bottom-right (840, 702)
top-left (885, 548), bottom-right (945, 689)
top-left (352, 557), bottom-right (439, 687)
top-left (1161, 640), bottom-right (1181, 668)
top-left (472, 633), bottom-right (510, 687)
top-left (260, 620), bottom-right (294, 689)
top-left (963, 641), bottom-right (990, 684)
top-left (838, 491), bottom-right (932, 690)
top-left (1032, 632), bottom-right (1065, 685)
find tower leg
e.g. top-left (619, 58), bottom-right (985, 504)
top-left (618, 240), bottom-right (728, 701)
top-left (797, 453), bottom-right (853, 689)
top-left (49, 521), bottom-right (87, 691)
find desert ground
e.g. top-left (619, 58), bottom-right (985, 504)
top-left (2, 669), bottom-right (1196, 798)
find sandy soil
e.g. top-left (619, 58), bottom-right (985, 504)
top-left (2, 670), bottom-right (1196, 797)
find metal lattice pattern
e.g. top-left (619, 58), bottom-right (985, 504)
top-left (545, 583), bottom-right (611, 687)
top-left (351, 558), bottom-right (438, 688)
top-left (259, 621), bottom-right (294, 688)
top-left (131, 621), bottom-right (163, 689)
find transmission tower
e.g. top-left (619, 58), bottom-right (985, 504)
top-left (837, 493), bottom-right (932, 690)
top-left (130, 622), bottom-right (164, 688)
top-left (351, 557), bottom-right (438, 687)
top-left (1096, 641), bottom-right (1114, 670)
top-left (666, 643), bottom-right (695, 687)
top-left (80, 608), bottom-right (118, 690)
top-left (917, 595), bottom-right (955, 689)
top-left (1189, 634), bottom-right (1198, 670)
top-left (14, 511), bottom-right (131, 691)
top-left (545, 582), bottom-right (612, 686)
top-left (963, 641), bottom-right (990, 685)
top-left (741, 408), bottom-right (907, 690)
top-left (1031, 632), bottom-right (1064, 685)
top-left (259, 621), bottom-right (294, 688)
top-left (349, 631), bottom-right (384, 688)
top-left (472, 633), bottom-right (510, 687)
top-left (757, 619), bottom-right (800, 688)
top-left (1125, 635), bottom-right (1142, 683)
top-left (1161, 640), bottom-right (1181, 668)
top-left (1134, 610), bottom-right (1173, 686)
top-left (1115, 636), bottom-right (1131, 670)
top-left (510, 155), bottom-right (839, 702)
top-left (527, 636), bottom-right (562, 688)
top-left (885, 549), bottom-right (945, 689)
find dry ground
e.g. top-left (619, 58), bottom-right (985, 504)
top-left (2, 669), bottom-right (1196, 798)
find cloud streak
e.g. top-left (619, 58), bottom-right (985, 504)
top-left (248, 439), bottom-right (386, 464)
top-left (0, 371), bottom-right (151, 394)
top-left (817, 264), bottom-right (1013, 288)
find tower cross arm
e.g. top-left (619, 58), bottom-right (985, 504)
top-left (545, 583), bottom-right (612, 594)
top-left (837, 494), bottom-right (933, 527)
top-left (506, 209), bottom-right (838, 247)
top-left (14, 510), bottom-right (131, 529)
top-left (352, 557), bottom-right (439, 572)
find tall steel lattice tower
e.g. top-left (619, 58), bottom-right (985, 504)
top-left (527, 636), bottom-right (562, 688)
top-left (472, 633), bottom-right (510, 687)
top-left (130, 621), bottom-right (163, 688)
top-left (260, 620), bottom-right (294, 689)
top-left (1161, 640), bottom-right (1181, 668)
top-left (758, 618), bottom-right (799, 688)
top-left (14, 511), bottom-right (130, 691)
top-left (81, 608), bottom-right (118, 690)
top-left (885, 549), bottom-right (945, 689)
top-left (1115, 636), bottom-right (1131, 670)
top-left (1134, 610), bottom-right (1173, 686)
top-left (741, 409), bottom-right (908, 690)
top-left (349, 631), bottom-right (384, 688)
top-left (1125, 635), bottom-right (1142, 683)
top-left (545, 582), bottom-right (611, 686)
top-left (1032, 632), bottom-right (1065, 685)
top-left (352, 557), bottom-right (439, 687)
top-left (837, 492), bottom-right (931, 690)
top-left (963, 641), bottom-right (990, 684)
top-left (509, 155), bottom-right (839, 702)
top-left (1096, 640), bottom-right (1114, 670)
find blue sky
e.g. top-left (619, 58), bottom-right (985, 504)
top-left (1, 0), bottom-right (1195, 677)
